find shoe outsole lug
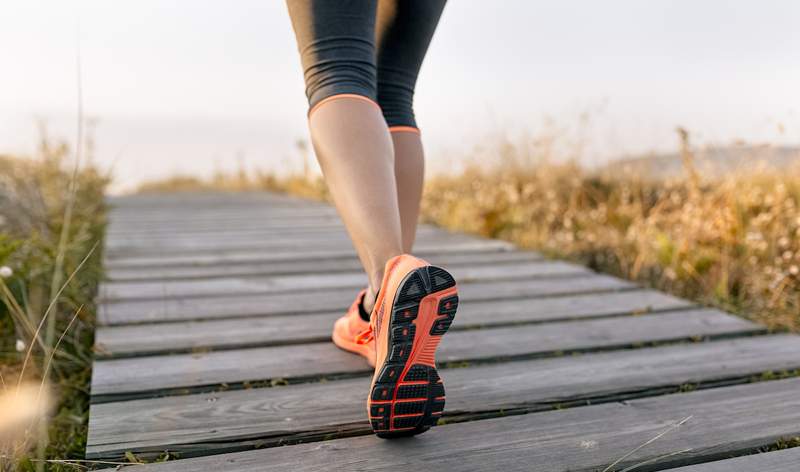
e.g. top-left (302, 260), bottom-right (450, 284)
top-left (393, 400), bottom-right (427, 415)
top-left (368, 265), bottom-right (458, 439)
top-left (402, 365), bottom-right (429, 382)
top-left (377, 364), bottom-right (403, 383)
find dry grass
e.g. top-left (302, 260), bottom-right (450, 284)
top-left (136, 169), bottom-right (329, 202)
top-left (422, 133), bottom-right (799, 332)
top-left (0, 135), bottom-right (109, 470)
top-left (136, 132), bottom-right (800, 332)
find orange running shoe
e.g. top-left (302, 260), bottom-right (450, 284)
top-left (360, 254), bottom-right (459, 438)
top-left (332, 289), bottom-right (376, 366)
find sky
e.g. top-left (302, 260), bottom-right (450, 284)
top-left (2, 0), bottom-right (799, 192)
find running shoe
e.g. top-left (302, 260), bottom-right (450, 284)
top-left (332, 289), bottom-right (376, 366)
top-left (359, 254), bottom-right (459, 438)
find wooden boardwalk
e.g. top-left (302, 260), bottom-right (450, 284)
top-left (88, 192), bottom-right (800, 470)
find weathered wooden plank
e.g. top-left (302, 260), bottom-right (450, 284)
top-left (107, 223), bottom-right (442, 244)
top-left (670, 448), bottom-right (800, 471)
top-left (108, 217), bottom-right (342, 234)
top-left (89, 309), bottom-right (762, 399)
top-left (108, 200), bottom-right (332, 211)
top-left (106, 223), bottom-right (440, 243)
top-left (107, 221), bottom-right (346, 238)
top-left (107, 213), bottom-right (344, 232)
top-left (99, 274), bottom-right (635, 325)
top-left (122, 377), bottom-right (800, 471)
top-left (108, 202), bottom-right (334, 213)
top-left (109, 222), bottom-right (349, 241)
top-left (105, 233), bottom-right (501, 259)
top-left (106, 221), bottom-right (344, 238)
top-left (99, 261), bottom-right (591, 302)
top-left (86, 334), bottom-right (800, 460)
top-left (95, 290), bottom-right (692, 357)
top-left (108, 197), bottom-right (331, 210)
top-left (105, 227), bottom-right (473, 254)
top-left (108, 209), bottom-right (338, 223)
top-left (110, 193), bottom-right (320, 203)
top-left (108, 204), bottom-right (328, 214)
top-left (104, 239), bottom-right (514, 261)
top-left (103, 243), bottom-right (517, 271)
top-left (104, 250), bottom-right (543, 282)
top-left (108, 202), bottom-right (336, 216)
top-left (108, 191), bottom-right (322, 204)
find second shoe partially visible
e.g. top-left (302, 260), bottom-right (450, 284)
top-left (358, 254), bottom-right (459, 438)
top-left (332, 289), bottom-right (376, 366)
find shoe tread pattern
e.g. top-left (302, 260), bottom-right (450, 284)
top-left (369, 265), bottom-right (457, 438)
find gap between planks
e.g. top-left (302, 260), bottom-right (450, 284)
top-left (103, 249), bottom-right (544, 282)
top-left (85, 334), bottom-right (800, 461)
top-left (97, 260), bottom-right (593, 302)
top-left (98, 274), bottom-right (638, 326)
top-left (94, 289), bottom-right (693, 358)
top-left (102, 244), bottom-right (520, 271)
top-left (89, 309), bottom-right (764, 402)
top-left (669, 448), bottom-right (800, 472)
top-left (110, 376), bottom-right (800, 471)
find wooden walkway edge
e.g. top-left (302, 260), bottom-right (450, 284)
top-left (87, 192), bottom-right (800, 471)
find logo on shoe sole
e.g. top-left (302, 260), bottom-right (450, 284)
top-left (375, 301), bottom-right (385, 335)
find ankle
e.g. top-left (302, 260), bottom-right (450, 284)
top-left (362, 274), bottom-right (383, 314)
top-left (362, 288), bottom-right (376, 315)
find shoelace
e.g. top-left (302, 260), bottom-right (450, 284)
top-left (355, 325), bottom-right (374, 345)
top-left (355, 290), bottom-right (380, 345)
top-left (354, 276), bottom-right (392, 346)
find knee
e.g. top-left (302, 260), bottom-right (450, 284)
top-left (377, 74), bottom-right (418, 129)
top-left (301, 40), bottom-right (378, 110)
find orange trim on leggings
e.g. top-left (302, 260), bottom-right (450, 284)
top-left (308, 94), bottom-right (381, 118)
top-left (388, 125), bottom-right (421, 135)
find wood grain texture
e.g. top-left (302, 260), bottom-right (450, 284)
top-left (669, 448), bottom-right (800, 471)
top-left (106, 239), bottom-right (475, 259)
top-left (106, 224), bottom-right (438, 247)
top-left (104, 250), bottom-right (543, 282)
top-left (86, 335), bottom-right (800, 459)
top-left (105, 231), bottom-right (504, 258)
top-left (104, 239), bottom-right (514, 268)
top-left (99, 261), bottom-right (591, 301)
top-left (104, 228), bottom-right (484, 255)
top-left (125, 377), bottom-right (800, 471)
top-left (108, 213), bottom-right (342, 230)
top-left (89, 309), bottom-right (762, 399)
top-left (98, 274), bottom-right (635, 325)
top-left (107, 212), bottom-right (344, 232)
top-left (94, 290), bottom-right (691, 357)
top-left (104, 243), bottom-right (517, 270)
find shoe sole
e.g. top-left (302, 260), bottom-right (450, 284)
top-left (368, 265), bottom-right (458, 438)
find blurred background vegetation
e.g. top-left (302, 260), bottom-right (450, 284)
top-left (421, 132), bottom-right (800, 333)
top-left (1, 134), bottom-right (108, 471)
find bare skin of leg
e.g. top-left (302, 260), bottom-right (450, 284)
top-left (309, 97), bottom-right (403, 313)
top-left (392, 131), bottom-right (425, 253)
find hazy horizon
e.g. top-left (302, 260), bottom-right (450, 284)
top-left (3, 0), bottom-right (799, 192)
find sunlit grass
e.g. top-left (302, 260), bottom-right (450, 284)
top-left (0, 135), bottom-right (108, 471)
top-left (422, 132), bottom-right (799, 332)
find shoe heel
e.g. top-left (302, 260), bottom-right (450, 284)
top-left (371, 265), bottom-right (458, 438)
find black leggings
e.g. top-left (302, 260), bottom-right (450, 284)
top-left (286, 0), bottom-right (446, 130)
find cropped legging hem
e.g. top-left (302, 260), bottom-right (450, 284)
top-left (308, 94), bottom-right (422, 134)
top-left (307, 93), bottom-right (382, 118)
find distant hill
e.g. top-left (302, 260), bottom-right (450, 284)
top-left (603, 145), bottom-right (800, 180)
